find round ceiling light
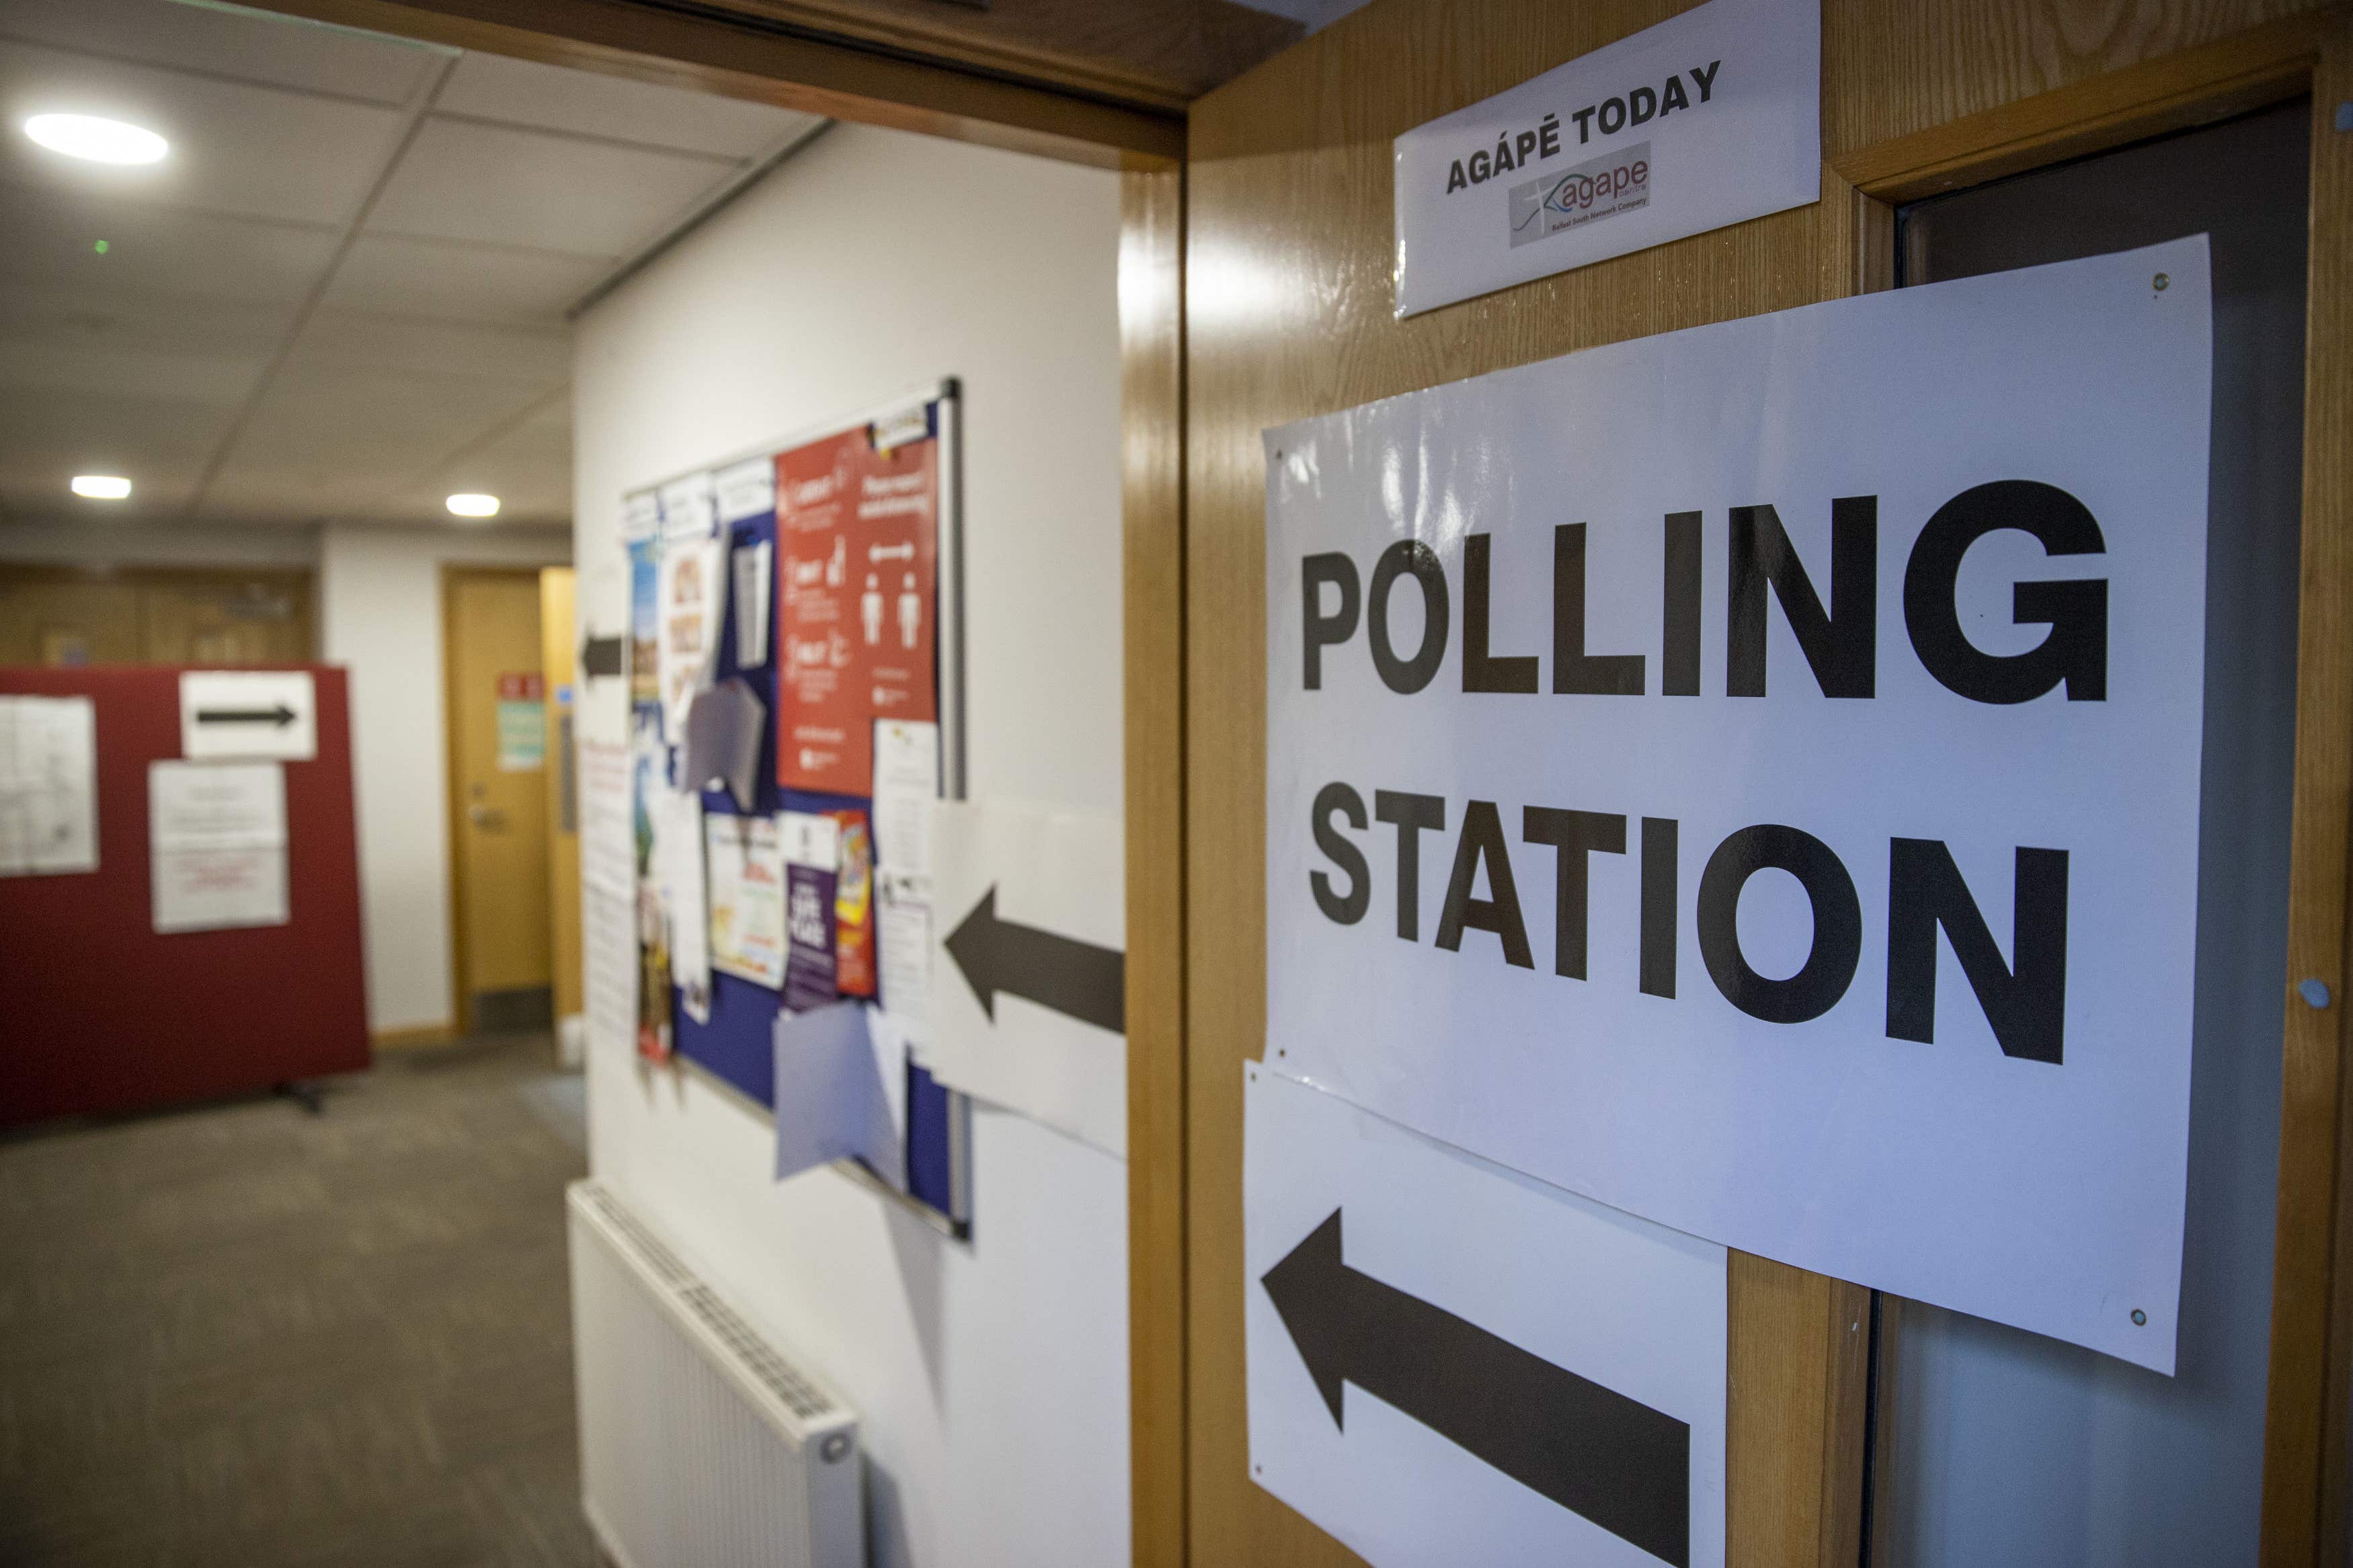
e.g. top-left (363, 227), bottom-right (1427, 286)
top-left (24, 114), bottom-right (169, 166)
top-left (446, 493), bottom-right (500, 518)
top-left (71, 474), bottom-right (132, 499)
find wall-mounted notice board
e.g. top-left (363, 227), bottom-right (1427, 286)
top-left (0, 665), bottom-right (368, 1127)
top-left (627, 382), bottom-right (969, 1232)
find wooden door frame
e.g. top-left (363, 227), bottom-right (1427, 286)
top-left (439, 563), bottom-right (551, 1038)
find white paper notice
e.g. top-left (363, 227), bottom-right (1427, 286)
top-left (1264, 239), bottom-right (2212, 1370)
top-left (658, 537), bottom-right (725, 740)
top-left (1391, 0), bottom-right (1818, 317)
top-left (707, 811), bottom-right (787, 989)
top-left (1247, 1065), bottom-right (1726, 1568)
top-left (872, 718), bottom-right (939, 873)
top-left (662, 790), bottom-right (711, 1022)
top-left (579, 739), bottom-right (633, 897)
top-left (0, 695), bottom-right (98, 876)
top-left (584, 880), bottom-right (639, 1059)
top-left (149, 761), bottom-right (288, 932)
top-left (733, 539), bottom-right (773, 669)
top-left (878, 866), bottom-right (933, 1028)
top-left (179, 669), bottom-right (316, 761)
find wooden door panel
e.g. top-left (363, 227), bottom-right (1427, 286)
top-left (447, 570), bottom-right (551, 1001)
top-left (1183, 4), bottom-right (1870, 1563)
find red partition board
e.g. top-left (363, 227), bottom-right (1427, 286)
top-left (0, 665), bottom-right (368, 1127)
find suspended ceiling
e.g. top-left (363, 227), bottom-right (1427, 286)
top-left (0, 0), bottom-right (822, 532)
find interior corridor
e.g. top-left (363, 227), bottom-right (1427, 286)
top-left (0, 1036), bottom-right (593, 1567)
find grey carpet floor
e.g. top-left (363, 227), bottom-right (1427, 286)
top-left (0, 1034), bottom-right (598, 1567)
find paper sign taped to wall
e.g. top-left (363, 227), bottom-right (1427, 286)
top-left (149, 760), bottom-right (288, 933)
top-left (1265, 238), bottom-right (2212, 1370)
top-left (1392, 0), bottom-right (1818, 316)
top-left (180, 670), bottom-right (315, 761)
top-left (1248, 1065), bottom-right (1728, 1568)
top-left (926, 799), bottom-right (1125, 1157)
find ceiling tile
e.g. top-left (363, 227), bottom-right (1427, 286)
top-left (0, 0), bottom-right (439, 106)
top-left (320, 233), bottom-right (610, 324)
top-left (198, 360), bottom-right (553, 523)
top-left (434, 51), bottom-right (814, 159)
top-left (393, 393), bottom-right (571, 527)
top-left (0, 37), bottom-right (408, 226)
top-left (0, 383), bottom-right (234, 522)
top-left (0, 182), bottom-right (337, 304)
top-left (0, 280), bottom-right (292, 358)
top-left (294, 308), bottom-right (570, 383)
top-left (365, 115), bottom-right (735, 258)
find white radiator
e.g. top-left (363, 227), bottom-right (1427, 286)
top-left (567, 1180), bottom-right (862, 1568)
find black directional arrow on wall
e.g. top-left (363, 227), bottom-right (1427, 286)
top-left (580, 634), bottom-right (625, 679)
top-left (944, 886), bottom-right (1124, 1034)
top-left (195, 704), bottom-right (296, 728)
top-left (1263, 1208), bottom-right (1691, 1568)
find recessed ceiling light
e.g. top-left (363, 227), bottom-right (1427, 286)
top-left (446, 493), bottom-right (500, 518)
top-left (71, 474), bottom-right (132, 499)
top-left (24, 114), bottom-right (168, 167)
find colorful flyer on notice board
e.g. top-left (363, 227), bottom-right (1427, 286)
top-left (707, 811), bottom-right (787, 989)
top-left (774, 413), bottom-right (938, 795)
top-left (781, 809), bottom-right (842, 1012)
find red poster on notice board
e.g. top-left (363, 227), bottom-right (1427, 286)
top-left (774, 419), bottom-right (938, 795)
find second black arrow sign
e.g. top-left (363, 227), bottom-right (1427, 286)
top-left (943, 885), bottom-right (1124, 1034)
top-left (1263, 1206), bottom-right (1691, 1567)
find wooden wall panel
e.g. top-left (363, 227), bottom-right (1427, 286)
top-left (1822, 0), bottom-right (2334, 161)
top-left (1185, 4), bottom-right (1858, 1563)
top-left (251, 0), bottom-right (1185, 166)
top-left (2268, 28), bottom-right (2353, 1567)
top-left (1123, 155), bottom-right (1193, 1568)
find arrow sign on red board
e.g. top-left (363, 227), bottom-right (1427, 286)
top-left (944, 885), bottom-right (1124, 1033)
top-left (1263, 1207), bottom-right (1691, 1568)
top-left (195, 704), bottom-right (296, 727)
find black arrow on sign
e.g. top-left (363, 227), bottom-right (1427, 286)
top-left (944, 886), bottom-right (1124, 1034)
top-left (1263, 1208), bottom-right (1691, 1568)
top-left (196, 704), bottom-right (296, 728)
top-left (581, 634), bottom-right (624, 679)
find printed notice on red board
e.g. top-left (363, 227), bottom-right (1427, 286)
top-left (774, 418), bottom-right (939, 795)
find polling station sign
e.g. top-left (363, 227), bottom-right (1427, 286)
top-left (1392, 0), bottom-right (1817, 317)
top-left (1265, 238), bottom-right (2212, 1372)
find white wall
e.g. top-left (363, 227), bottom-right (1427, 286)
top-left (319, 522), bottom-right (571, 1034)
top-left (572, 123), bottom-right (1127, 1567)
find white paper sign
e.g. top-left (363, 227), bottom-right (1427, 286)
top-left (1266, 239), bottom-right (2212, 1371)
top-left (879, 866), bottom-right (933, 1028)
top-left (658, 536), bottom-right (725, 739)
top-left (179, 670), bottom-right (315, 761)
top-left (928, 800), bottom-right (1125, 1157)
top-left (0, 695), bottom-right (98, 876)
top-left (1392, 0), bottom-right (1817, 317)
top-left (1248, 1065), bottom-right (1726, 1568)
top-left (707, 811), bottom-right (787, 989)
top-left (873, 718), bottom-right (940, 874)
top-left (660, 790), bottom-right (711, 1022)
top-left (149, 760), bottom-right (289, 932)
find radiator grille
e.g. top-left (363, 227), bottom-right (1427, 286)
top-left (569, 1180), bottom-right (861, 1568)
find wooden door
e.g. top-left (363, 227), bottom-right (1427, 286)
top-left (541, 567), bottom-right (583, 1032)
top-left (444, 567), bottom-right (553, 1031)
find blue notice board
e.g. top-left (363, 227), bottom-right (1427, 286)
top-left (667, 390), bottom-right (966, 1230)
